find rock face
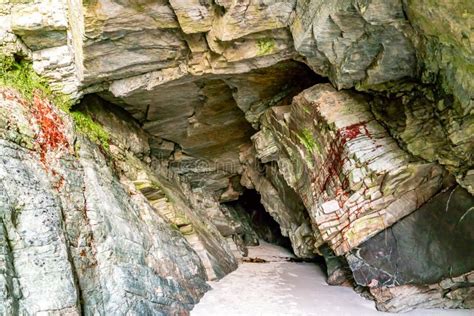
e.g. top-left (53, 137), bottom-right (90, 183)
top-left (291, 0), bottom-right (416, 89)
top-left (0, 88), bottom-right (219, 314)
top-left (0, 0), bottom-right (473, 314)
top-left (252, 84), bottom-right (445, 255)
top-left (347, 185), bottom-right (474, 312)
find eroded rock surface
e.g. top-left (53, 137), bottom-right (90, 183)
top-left (0, 0), bottom-right (473, 314)
top-left (347, 185), bottom-right (474, 312)
top-left (253, 84), bottom-right (445, 255)
top-left (0, 88), bottom-right (226, 314)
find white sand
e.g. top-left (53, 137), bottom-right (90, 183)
top-left (191, 242), bottom-right (471, 316)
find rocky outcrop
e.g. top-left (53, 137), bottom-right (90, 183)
top-left (0, 87), bottom-right (231, 314)
top-left (292, 0), bottom-right (416, 89)
top-left (347, 185), bottom-right (474, 312)
top-left (253, 84), bottom-right (446, 255)
top-left (77, 95), bottom-right (240, 281)
top-left (246, 83), bottom-right (472, 311)
top-left (1, 0), bottom-right (473, 314)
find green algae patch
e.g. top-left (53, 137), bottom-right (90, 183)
top-left (0, 54), bottom-right (73, 111)
top-left (297, 128), bottom-right (318, 154)
top-left (257, 38), bottom-right (275, 56)
top-left (70, 111), bottom-right (110, 150)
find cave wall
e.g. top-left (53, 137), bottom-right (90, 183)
top-left (0, 0), bottom-right (473, 314)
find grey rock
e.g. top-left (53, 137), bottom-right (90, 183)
top-left (346, 185), bottom-right (474, 311)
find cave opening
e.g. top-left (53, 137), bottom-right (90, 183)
top-left (225, 189), bottom-right (293, 252)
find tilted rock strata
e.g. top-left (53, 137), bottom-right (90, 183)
top-left (347, 185), bottom-right (474, 312)
top-left (73, 94), bottom-right (240, 282)
top-left (0, 0), bottom-right (473, 314)
top-left (291, 0), bottom-right (416, 88)
top-left (0, 89), bottom-right (227, 314)
top-left (255, 84), bottom-right (445, 255)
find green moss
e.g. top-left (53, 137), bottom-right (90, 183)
top-left (256, 38), bottom-right (275, 56)
top-left (297, 128), bottom-right (318, 154)
top-left (0, 54), bottom-right (73, 111)
top-left (130, 0), bottom-right (146, 12)
top-left (70, 111), bottom-right (109, 150)
top-left (0, 54), bottom-right (110, 150)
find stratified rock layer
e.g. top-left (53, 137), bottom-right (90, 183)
top-left (0, 88), bottom-right (234, 314)
top-left (253, 84), bottom-right (445, 255)
top-left (347, 185), bottom-right (474, 312)
top-left (0, 0), bottom-right (473, 314)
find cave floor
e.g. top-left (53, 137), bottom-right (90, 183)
top-left (191, 242), bottom-right (471, 316)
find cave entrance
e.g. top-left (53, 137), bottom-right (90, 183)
top-left (225, 189), bottom-right (293, 253)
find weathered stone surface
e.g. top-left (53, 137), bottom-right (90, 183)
top-left (240, 144), bottom-right (317, 258)
top-left (291, 0), bottom-right (416, 89)
top-left (0, 141), bottom-right (80, 314)
top-left (257, 84), bottom-right (446, 255)
top-left (404, 0), bottom-right (473, 114)
top-left (1, 0), bottom-right (474, 313)
top-left (70, 0), bottom-right (184, 83)
top-left (369, 271), bottom-right (474, 312)
top-left (10, 0), bottom-right (68, 50)
top-left (320, 245), bottom-right (352, 286)
top-left (103, 60), bottom-right (317, 200)
top-left (371, 87), bottom-right (474, 195)
top-left (79, 95), bottom-right (239, 282)
top-left (0, 88), bottom-right (216, 314)
top-left (210, 0), bottom-right (295, 41)
top-left (346, 185), bottom-right (474, 311)
top-left (169, 0), bottom-right (215, 34)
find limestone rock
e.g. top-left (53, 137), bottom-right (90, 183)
top-left (291, 0), bottom-right (416, 88)
top-left (347, 185), bottom-right (474, 311)
top-left (257, 84), bottom-right (445, 255)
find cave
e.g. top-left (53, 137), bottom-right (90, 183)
top-left (225, 189), bottom-right (293, 250)
top-left (1, 1), bottom-right (473, 315)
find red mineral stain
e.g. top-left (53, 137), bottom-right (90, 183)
top-left (340, 121), bottom-right (371, 141)
top-left (30, 93), bottom-right (69, 164)
top-left (313, 121), bottom-right (371, 198)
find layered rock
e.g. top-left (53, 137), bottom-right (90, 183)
top-left (77, 95), bottom-right (240, 281)
top-left (253, 84), bottom-right (446, 255)
top-left (240, 143), bottom-right (317, 258)
top-left (347, 185), bottom-right (474, 312)
top-left (0, 87), bottom-right (221, 314)
top-left (102, 60), bottom-right (318, 201)
top-left (291, 0), bottom-right (416, 89)
top-left (1, 0), bottom-right (473, 314)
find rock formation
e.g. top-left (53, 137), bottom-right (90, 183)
top-left (0, 0), bottom-right (472, 314)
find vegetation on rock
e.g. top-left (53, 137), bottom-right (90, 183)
top-left (256, 38), bottom-right (275, 56)
top-left (297, 128), bottom-right (317, 153)
top-left (0, 54), bottom-right (109, 150)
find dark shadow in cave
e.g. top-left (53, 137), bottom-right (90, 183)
top-left (224, 188), bottom-right (328, 268)
top-left (225, 189), bottom-right (293, 252)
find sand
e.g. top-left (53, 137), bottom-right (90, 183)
top-left (191, 242), bottom-right (472, 316)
